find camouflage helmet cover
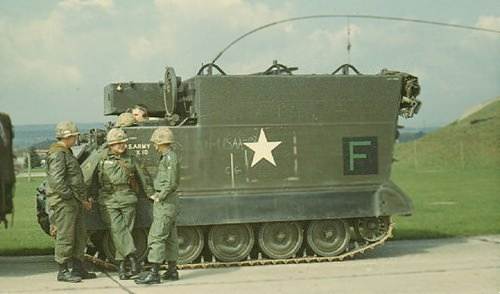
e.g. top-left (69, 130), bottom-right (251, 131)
top-left (150, 127), bottom-right (174, 144)
top-left (115, 112), bottom-right (136, 127)
top-left (55, 121), bottom-right (80, 139)
top-left (107, 128), bottom-right (129, 145)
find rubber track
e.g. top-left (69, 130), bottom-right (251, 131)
top-left (85, 221), bottom-right (394, 271)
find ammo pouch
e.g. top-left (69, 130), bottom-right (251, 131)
top-left (115, 159), bottom-right (140, 193)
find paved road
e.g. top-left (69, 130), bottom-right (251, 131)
top-left (0, 235), bottom-right (499, 294)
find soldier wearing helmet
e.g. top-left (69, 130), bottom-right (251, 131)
top-left (115, 112), bottom-right (137, 128)
top-left (135, 127), bottom-right (180, 284)
top-left (46, 121), bottom-right (96, 282)
top-left (96, 128), bottom-right (153, 280)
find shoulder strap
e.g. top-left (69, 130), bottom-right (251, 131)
top-left (116, 158), bottom-right (133, 177)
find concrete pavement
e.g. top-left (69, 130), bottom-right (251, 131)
top-left (0, 235), bottom-right (499, 293)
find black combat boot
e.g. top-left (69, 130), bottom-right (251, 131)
top-left (72, 258), bottom-right (97, 279)
top-left (57, 262), bottom-right (82, 283)
top-left (161, 261), bottom-right (179, 281)
top-left (118, 260), bottom-right (131, 280)
top-left (128, 254), bottom-right (140, 276)
top-left (134, 263), bottom-right (161, 284)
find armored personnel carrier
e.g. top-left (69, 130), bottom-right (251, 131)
top-left (37, 61), bottom-right (421, 268)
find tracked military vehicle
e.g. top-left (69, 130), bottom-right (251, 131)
top-left (36, 61), bottom-right (421, 268)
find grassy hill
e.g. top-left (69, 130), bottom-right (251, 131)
top-left (395, 98), bottom-right (500, 170)
top-left (391, 97), bottom-right (500, 239)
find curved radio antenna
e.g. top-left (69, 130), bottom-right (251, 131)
top-left (210, 14), bottom-right (500, 64)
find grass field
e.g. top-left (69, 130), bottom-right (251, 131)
top-left (1, 166), bottom-right (499, 255)
top-left (0, 178), bottom-right (53, 255)
top-left (392, 166), bottom-right (500, 239)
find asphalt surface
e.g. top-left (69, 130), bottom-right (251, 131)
top-left (0, 235), bottom-right (499, 294)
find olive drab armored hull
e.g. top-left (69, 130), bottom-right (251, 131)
top-left (36, 62), bottom-right (422, 268)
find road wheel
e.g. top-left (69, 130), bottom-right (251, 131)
top-left (258, 222), bottom-right (303, 259)
top-left (178, 226), bottom-right (204, 264)
top-left (208, 224), bottom-right (254, 262)
top-left (307, 220), bottom-right (350, 257)
top-left (354, 217), bottom-right (391, 242)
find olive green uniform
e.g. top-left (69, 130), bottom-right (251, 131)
top-left (46, 142), bottom-right (88, 265)
top-left (147, 149), bottom-right (180, 264)
top-left (97, 151), bottom-right (152, 261)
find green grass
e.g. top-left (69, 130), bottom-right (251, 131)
top-left (0, 178), bottom-right (54, 255)
top-left (391, 98), bottom-right (500, 239)
top-left (392, 166), bottom-right (500, 239)
top-left (1, 166), bottom-right (499, 255)
top-left (395, 99), bottom-right (500, 170)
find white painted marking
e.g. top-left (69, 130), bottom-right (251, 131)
top-left (244, 128), bottom-right (282, 167)
top-left (230, 152), bottom-right (235, 188)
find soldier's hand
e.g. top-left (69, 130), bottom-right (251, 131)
top-left (82, 200), bottom-right (92, 211)
top-left (50, 225), bottom-right (57, 238)
top-left (149, 193), bottom-right (160, 203)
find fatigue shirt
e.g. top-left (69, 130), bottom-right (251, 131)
top-left (97, 151), bottom-right (152, 208)
top-left (153, 148), bottom-right (180, 217)
top-left (46, 142), bottom-right (86, 207)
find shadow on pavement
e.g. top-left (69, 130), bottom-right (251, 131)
top-left (180, 266), bottom-right (240, 279)
top-left (0, 255), bottom-right (56, 277)
top-left (359, 230), bottom-right (466, 260)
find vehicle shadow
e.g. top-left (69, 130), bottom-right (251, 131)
top-left (357, 230), bottom-right (466, 260)
top-left (179, 266), bottom-right (240, 279)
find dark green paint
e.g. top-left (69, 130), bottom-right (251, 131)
top-left (39, 65), bottom-right (420, 233)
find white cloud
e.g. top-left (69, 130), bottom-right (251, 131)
top-left (128, 37), bottom-right (160, 61)
top-left (16, 57), bottom-right (82, 84)
top-left (476, 16), bottom-right (500, 30)
top-left (473, 15), bottom-right (500, 41)
top-left (0, 11), bottom-right (80, 85)
top-left (59, 0), bottom-right (114, 11)
top-left (154, 0), bottom-right (288, 29)
top-left (307, 25), bottom-right (361, 48)
top-left (0, 0), bottom-right (116, 86)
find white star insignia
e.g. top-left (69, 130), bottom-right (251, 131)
top-left (244, 128), bottom-right (282, 167)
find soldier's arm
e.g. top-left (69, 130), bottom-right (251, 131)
top-left (47, 151), bottom-right (73, 199)
top-left (83, 148), bottom-right (107, 200)
top-left (134, 159), bottom-right (155, 196)
top-left (156, 155), bottom-right (179, 201)
top-left (73, 184), bottom-right (87, 202)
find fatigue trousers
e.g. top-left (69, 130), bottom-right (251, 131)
top-left (100, 205), bottom-right (136, 261)
top-left (147, 202), bottom-right (178, 264)
top-left (52, 199), bottom-right (86, 264)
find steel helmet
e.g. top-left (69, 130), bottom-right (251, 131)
top-left (150, 127), bottom-right (174, 144)
top-left (115, 112), bottom-right (136, 127)
top-left (55, 121), bottom-right (80, 139)
top-left (106, 128), bottom-right (129, 145)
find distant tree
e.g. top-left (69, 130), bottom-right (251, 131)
top-left (27, 146), bottom-right (42, 168)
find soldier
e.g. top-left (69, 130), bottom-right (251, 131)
top-left (130, 104), bottom-right (149, 123)
top-left (97, 128), bottom-right (153, 280)
top-left (46, 121), bottom-right (96, 282)
top-left (0, 113), bottom-right (15, 228)
top-left (115, 112), bottom-right (137, 128)
top-left (135, 127), bottom-right (180, 285)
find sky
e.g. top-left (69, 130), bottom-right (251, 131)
top-left (0, 0), bottom-right (499, 128)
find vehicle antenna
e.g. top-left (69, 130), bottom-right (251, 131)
top-left (210, 14), bottom-right (500, 64)
top-left (346, 17), bottom-right (351, 66)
